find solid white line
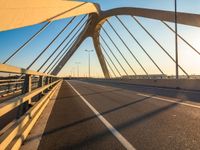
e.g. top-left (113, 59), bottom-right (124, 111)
top-left (137, 93), bottom-right (200, 109)
top-left (67, 81), bottom-right (136, 150)
top-left (74, 80), bottom-right (200, 109)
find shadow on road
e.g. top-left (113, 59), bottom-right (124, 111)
top-left (26, 81), bottom-right (181, 149)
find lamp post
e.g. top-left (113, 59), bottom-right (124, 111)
top-left (70, 67), bottom-right (75, 77)
top-left (75, 62), bottom-right (81, 77)
top-left (85, 50), bottom-right (94, 78)
top-left (175, 0), bottom-right (179, 79)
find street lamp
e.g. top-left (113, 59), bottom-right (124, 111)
top-left (75, 62), bottom-right (81, 77)
top-left (174, 0), bottom-right (179, 79)
top-left (85, 49), bottom-right (94, 78)
top-left (70, 67), bottom-right (75, 77)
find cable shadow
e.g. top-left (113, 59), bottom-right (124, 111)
top-left (39, 98), bottom-right (179, 149)
top-left (25, 96), bottom-right (151, 143)
top-left (25, 81), bottom-right (183, 149)
top-left (66, 100), bottom-right (179, 149)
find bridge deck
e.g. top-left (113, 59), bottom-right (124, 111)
top-left (21, 80), bottom-right (200, 150)
top-left (21, 81), bottom-right (123, 150)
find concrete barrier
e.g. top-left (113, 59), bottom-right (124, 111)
top-left (87, 79), bottom-right (200, 91)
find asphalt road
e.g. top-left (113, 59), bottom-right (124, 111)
top-left (23, 79), bottom-right (200, 150)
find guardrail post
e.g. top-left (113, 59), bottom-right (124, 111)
top-left (7, 80), bottom-right (11, 94)
top-left (39, 76), bottom-right (44, 87)
top-left (22, 75), bottom-right (32, 94)
top-left (50, 77), bottom-right (53, 89)
top-left (46, 77), bottom-right (50, 85)
top-left (38, 76), bottom-right (44, 98)
top-left (15, 81), bottom-right (18, 91)
top-left (17, 74), bottom-right (32, 118)
top-left (45, 77), bottom-right (50, 91)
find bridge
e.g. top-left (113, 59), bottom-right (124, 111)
top-left (0, 0), bottom-right (200, 150)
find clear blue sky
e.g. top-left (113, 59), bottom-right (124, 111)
top-left (0, 0), bottom-right (200, 77)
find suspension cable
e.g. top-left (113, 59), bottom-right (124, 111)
top-left (132, 16), bottom-right (189, 78)
top-left (100, 44), bottom-right (122, 77)
top-left (26, 16), bottom-right (77, 70)
top-left (101, 26), bottom-right (137, 76)
top-left (3, 21), bottom-right (51, 64)
top-left (115, 16), bottom-right (164, 75)
top-left (37, 15), bottom-right (87, 72)
top-left (106, 19), bottom-right (149, 76)
top-left (45, 17), bottom-right (91, 74)
top-left (104, 57), bottom-right (117, 78)
top-left (161, 21), bottom-right (200, 56)
top-left (47, 35), bottom-right (78, 74)
top-left (100, 35), bottom-right (129, 77)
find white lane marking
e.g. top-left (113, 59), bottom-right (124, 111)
top-left (67, 81), bottom-right (136, 150)
top-left (137, 93), bottom-right (200, 109)
top-left (74, 80), bottom-right (200, 109)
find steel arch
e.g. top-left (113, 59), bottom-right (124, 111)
top-left (52, 7), bottom-right (200, 77)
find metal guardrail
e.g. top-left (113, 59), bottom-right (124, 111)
top-left (0, 64), bottom-right (56, 77)
top-left (0, 78), bottom-right (42, 98)
top-left (0, 64), bottom-right (61, 150)
top-left (0, 80), bottom-right (23, 98)
top-left (0, 63), bottom-right (57, 99)
top-left (0, 79), bottom-right (24, 83)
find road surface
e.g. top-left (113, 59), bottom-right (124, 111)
top-left (22, 79), bottom-right (200, 150)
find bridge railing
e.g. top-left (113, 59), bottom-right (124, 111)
top-left (0, 78), bottom-right (42, 98)
top-left (0, 64), bottom-right (62, 150)
top-left (0, 79), bottom-right (24, 97)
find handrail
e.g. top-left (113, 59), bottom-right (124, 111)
top-left (0, 80), bottom-right (62, 150)
top-left (0, 81), bottom-right (40, 98)
top-left (0, 87), bottom-right (21, 94)
top-left (0, 89), bottom-right (22, 98)
top-left (0, 62), bottom-right (61, 150)
top-left (0, 81), bottom-right (23, 86)
top-left (0, 80), bottom-right (60, 117)
top-left (0, 64), bottom-right (56, 77)
top-left (0, 79), bottom-right (24, 83)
